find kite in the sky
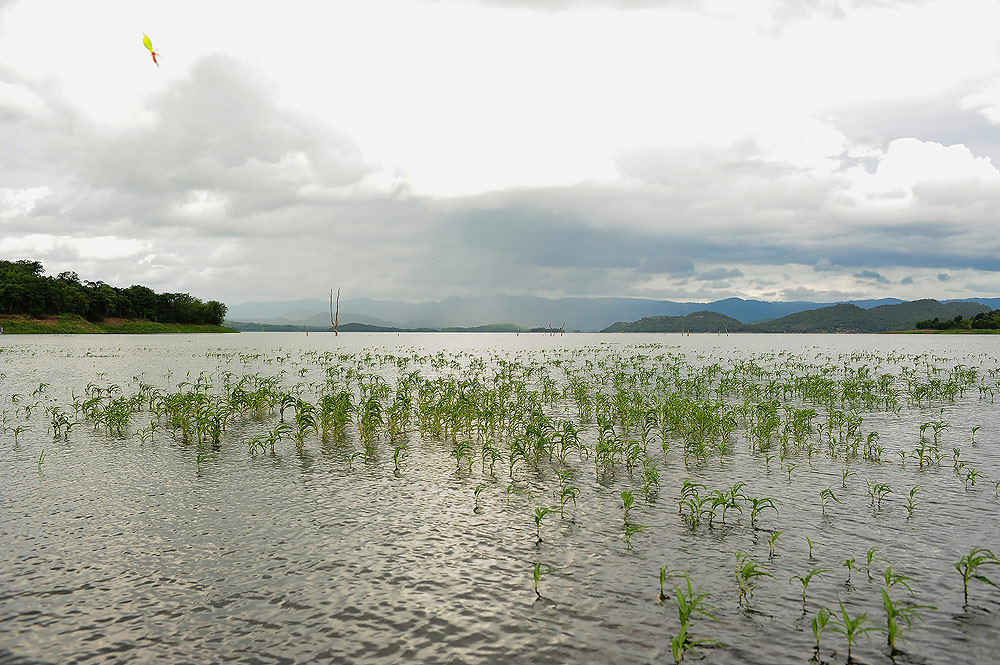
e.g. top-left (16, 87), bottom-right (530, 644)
top-left (142, 34), bottom-right (160, 66)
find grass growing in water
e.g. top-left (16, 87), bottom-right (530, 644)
top-left (955, 547), bottom-right (1000, 606)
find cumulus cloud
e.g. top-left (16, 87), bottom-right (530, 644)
top-left (780, 285), bottom-right (862, 301)
top-left (962, 81), bottom-right (1000, 126)
top-left (0, 186), bottom-right (49, 218)
top-left (813, 258), bottom-right (840, 272)
top-left (853, 270), bottom-right (891, 285)
top-left (694, 267), bottom-right (744, 281)
top-left (0, 234), bottom-right (152, 262)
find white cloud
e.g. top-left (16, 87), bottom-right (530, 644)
top-left (0, 80), bottom-right (48, 118)
top-left (846, 138), bottom-right (1000, 207)
top-left (173, 190), bottom-right (228, 219)
top-left (0, 186), bottom-right (49, 218)
top-left (961, 80), bottom-right (1000, 125)
top-left (0, 234), bottom-right (151, 261)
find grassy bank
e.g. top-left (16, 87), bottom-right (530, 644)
top-left (890, 328), bottom-right (1000, 334)
top-left (0, 314), bottom-right (239, 334)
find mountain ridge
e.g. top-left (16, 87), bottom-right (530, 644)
top-left (226, 295), bottom-right (1000, 332)
top-left (602, 299), bottom-right (991, 333)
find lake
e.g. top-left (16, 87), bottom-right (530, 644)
top-left (2, 333), bottom-right (999, 664)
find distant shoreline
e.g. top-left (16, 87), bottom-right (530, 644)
top-left (225, 321), bottom-right (571, 334)
top-left (0, 314), bottom-right (238, 334)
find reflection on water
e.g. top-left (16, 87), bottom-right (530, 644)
top-left (1, 333), bottom-right (999, 664)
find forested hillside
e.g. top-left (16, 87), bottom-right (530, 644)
top-left (0, 260), bottom-right (227, 326)
top-left (604, 299), bottom-right (992, 333)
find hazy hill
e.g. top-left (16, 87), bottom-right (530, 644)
top-left (227, 295), bottom-right (957, 332)
top-left (603, 311), bottom-right (752, 333)
top-left (604, 299), bottom-right (992, 333)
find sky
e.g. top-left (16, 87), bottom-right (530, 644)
top-left (2, 0), bottom-right (1000, 306)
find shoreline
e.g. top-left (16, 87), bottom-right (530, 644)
top-left (0, 314), bottom-right (238, 334)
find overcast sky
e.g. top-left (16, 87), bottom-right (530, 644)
top-left (2, 0), bottom-right (1000, 305)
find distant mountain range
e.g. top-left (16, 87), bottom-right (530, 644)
top-left (225, 295), bottom-right (1000, 332)
top-left (602, 299), bottom-right (992, 334)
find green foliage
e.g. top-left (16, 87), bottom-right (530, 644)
top-left (735, 551), bottom-right (772, 606)
top-left (0, 259), bottom-right (228, 326)
top-left (606, 299), bottom-right (993, 334)
top-left (917, 310), bottom-right (1000, 330)
top-left (955, 547), bottom-right (1000, 606)
top-left (829, 595), bottom-right (878, 660)
top-left (790, 567), bottom-right (830, 604)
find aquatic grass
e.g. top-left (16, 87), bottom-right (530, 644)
top-left (8, 341), bottom-right (998, 660)
top-left (559, 484), bottom-right (579, 518)
top-left (621, 490), bottom-right (640, 525)
top-left (955, 547), bottom-right (1000, 606)
top-left (881, 566), bottom-right (933, 651)
top-left (735, 551), bottom-right (772, 607)
top-left (768, 530), bottom-right (782, 558)
top-left (532, 561), bottom-right (555, 599)
top-left (820, 488), bottom-right (840, 515)
top-left (747, 496), bottom-right (778, 527)
top-left (453, 439), bottom-right (474, 471)
top-left (841, 467), bottom-right (856, 487)
top-left (641, 457), bottom-right (660, 501)
top-left (533, 506), bottom-right (558, 541)
top-left (347, 450), bottom-right (364, 470)
top-left (864, 547), bottom-right (884, 580)
top-left (905, 485), bottom-right (919, 517)
top-left (195, 452), bottom-right (216, 472)
top-left (677, 479), bottom-right (706, 514)
top-left (790, 567), bottom-right (830, 605)
top-left (393, 443), bottom-right (407, 473)
top-left (866, 480), bottom-right (892, 510)
top-left (292, 398), bottom-right (317, 446)
top-left (658, 566), bottom-right (685, 603)
top-left (669, 572), bottom-right (720, 664)
top-left (830, 595), bottom-right (877, 661)
top-left (965, 467), bottom-right (981, 489)
top-left (12, 424), bottom-right (28, 444)
top-left (811, 606), bottom-right (832, 652)
top-left (623, 521), bottom-right (646, 548)
top-left (481, 440), bottom-right (502, 476)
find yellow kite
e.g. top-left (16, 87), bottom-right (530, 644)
top-left (142, 34), bottom-right (160, 66)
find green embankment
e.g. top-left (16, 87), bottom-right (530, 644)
top-left (0, 314), bottom-right (238, 334)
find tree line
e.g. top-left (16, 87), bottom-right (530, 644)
top-left (916, 311), bottom-right (1000, 330)
top-left (0, 259), bottom-right (228, 326)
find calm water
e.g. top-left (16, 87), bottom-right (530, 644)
top-left (2, 333), bottom-right (999, 665)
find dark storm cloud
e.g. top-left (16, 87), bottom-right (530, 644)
top-left (431, 170), bottom-right (1000, 295)
top-left (433, 205), bottom-right (721, 276)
